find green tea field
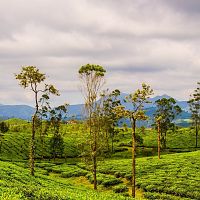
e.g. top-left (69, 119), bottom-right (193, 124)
top-left (0, 119), bottom-right (199, 199)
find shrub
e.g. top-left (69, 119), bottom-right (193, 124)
top-left (61, 169), bottom-right (87, 178)
top-left (113, 184), bottom-right (128, 193)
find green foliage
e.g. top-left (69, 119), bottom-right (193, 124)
top-left (49, 134), bottom-right (65, 159)
top-left (99, 89), bottom-right (122, 153)
top-left (86, 173), bottom-right (122, 187)
top-left (113, 83), bottom-right (153, 197)
top-left (0, 160), bottom-right (132, 200)
top-left (15, 66), bottom-right (45, 89)
top-left (188, 82), bottom-right (200, 121)
top-left (97, 151), bottom-right (200, 199)
top-left (0, 121), bottom-right (9, 133)
top-left (48, 104), bottom-right (68, 134)
top-left (15, 66), bottom-right (60, 176)
top-left (78, 64), bottom-right (107, 189)
top-left (113, 184), bottom-right (128, 193)
top-left (1, 121), bottom-right (200, 160)
top-left (47, 104), bottom-right (68, 160)
top-left (188, 82), bottom-right (200, 148)
top-left (5, 119), bottom-right (30, 133)
top-left (153, 97), bottom-right (182, 148)
top-left (79, 64), bottom-right (106, 77)
top-left (1, 120), bottom-right (200, 199)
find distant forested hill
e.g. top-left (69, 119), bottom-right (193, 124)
top-left (0, 95), bottom-right (191, 126)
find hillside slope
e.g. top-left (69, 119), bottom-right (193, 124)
top-left (0, 160), bottom-right (133, 200)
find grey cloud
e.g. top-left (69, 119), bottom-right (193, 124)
top-left (0, 0), bottom-right (199, 105)
top-left (164, 0), bottom-right (200, 14)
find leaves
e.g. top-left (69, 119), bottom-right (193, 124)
top-left (79, 64), bottom-right (106, 77)
top-left (124, 83), bottom-right (153, 121)
top-left (15, 66), bottom-right (46, 90)
top-left (188, 82), bottom-right (200, 124)
top-left (153, 97), bottom-right (182, 148)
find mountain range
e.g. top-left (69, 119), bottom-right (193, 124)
top-left (0, 94), bottom-right (191, 126)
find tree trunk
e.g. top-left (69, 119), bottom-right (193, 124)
top-left (40, 120), bottom-right (44, 160)
top-left (195, 120), bottom-right (198, 148)
top-left (106, 130), bottom-right (110, 153)
top-left (157, 120), bottom-right (161, 159)
top-left (30, 115), bottom-right (36, 176)
top-left (0, 140), bottom-right (2, 154)
top-left (0, 134), bottom-right (3, 154)
top-left (162, 131), bottom-right (167, 149)
top-left (41, 137), bottom-right (44, 160)
top-left (131, 118), bottom-right (136, 198)
top-left (93, 131), bottom-right (97, 190)
top-left (111, 135), bottom-right (114, 153)
top-left (30, 91), bottom-right (39, 176)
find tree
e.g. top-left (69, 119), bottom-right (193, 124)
top-left (48, 104), bottom-right (68, 161)
top-left (0, 121), bottom-right (9, 133)
top-left (156, 116), bottom-right (162, 159)
top-left (153, 97), bottom-right (182, 149)
top-left (79, 64), bottom-right (106, 190)
top-left (0, 121), bottom-right (9, 153)
top-left (100, 89), bottom-right (121, 153)
top-left (114, 83), bottom-right (153, 198)
top-left (188, 82), bottom-right (200, 148)
top-left (15, 66), bottom-right (59, 176)
top-left (37, 91), bottom-right (52, 160)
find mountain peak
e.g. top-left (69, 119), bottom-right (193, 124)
top-left (150, 94), bottom-right (172, 102)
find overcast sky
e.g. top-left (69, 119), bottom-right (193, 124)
top-left (0, 0), bottom-right (200, 106)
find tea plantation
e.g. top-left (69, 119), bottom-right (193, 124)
top-left (0, 119), bottom-right (199, 199)
top-left (0, 160), bottom-right (133, 200)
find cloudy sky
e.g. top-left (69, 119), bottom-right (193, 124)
top-left (0, 0), bottom-right (200, 106)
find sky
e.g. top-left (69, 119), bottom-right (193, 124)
top-left (0, 0), bottom-right (200, 106)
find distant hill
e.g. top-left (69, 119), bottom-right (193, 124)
top-left (0, 104), bottom-right (34, 120)
top-left (119, 93), bottom-right (189, 111)
top-left (67, 104), bottom-right (85, 119)
top-left (0, 104), bottom-right (85, 120)
top-left (0, 94), bottom-right (191, 126)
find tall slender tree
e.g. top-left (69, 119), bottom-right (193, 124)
top-left (188, 82), bottom-right (200, 148)
top-left (79, 64), bottom-right (106, 190)
top-left (156, 116), bottom-right (162, 159)
top-left (15, 66), bottom-right (59, 176)
top-left (153, 98), bottom-right (182, 149)
top-left (114, 83), bottom-right (153, 198)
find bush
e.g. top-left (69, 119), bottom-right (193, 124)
top-left (113, 184), bottom-right (128, 193)
top-left (61, 169), bottom-right (87, 178)
top-left (86, 173), bottom-right (122, 187)
top-left (102, 177), bottom-right (122, 187)
top-left (49, 134), bottom-right (65, 159)
top-left (114, 147), bottom-right (128, 153)
top-left (0, 122), bottom-right (9, 133)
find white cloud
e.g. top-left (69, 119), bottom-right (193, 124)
top-left (0, 0), bottom-right (199, 105)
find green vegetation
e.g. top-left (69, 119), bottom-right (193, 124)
top-left (0, 148), bottom-right (199, 199)
top-left (0, 160), bottom-right (133, 200)
top-left (153, 97), bottom-right (182, 149)
top-left (79, 63), bottom-right (106, 190)
top-left (95, 151), bottom-right (200, 199)
top-left (2, 120), bottom-right (199, 161)
top-left (0, 67), bottom-right (199, 199)
top-left (188, 82), bottom-right (200, 148)
top-left (15, 66), bottom-right (60, 176)
top-left (0, 118), bottom-right (200, 199)
top-left (113, 83), bottom-right (153, 197)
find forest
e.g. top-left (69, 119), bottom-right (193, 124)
top-left (0, 65), bottom-right (199, 200)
